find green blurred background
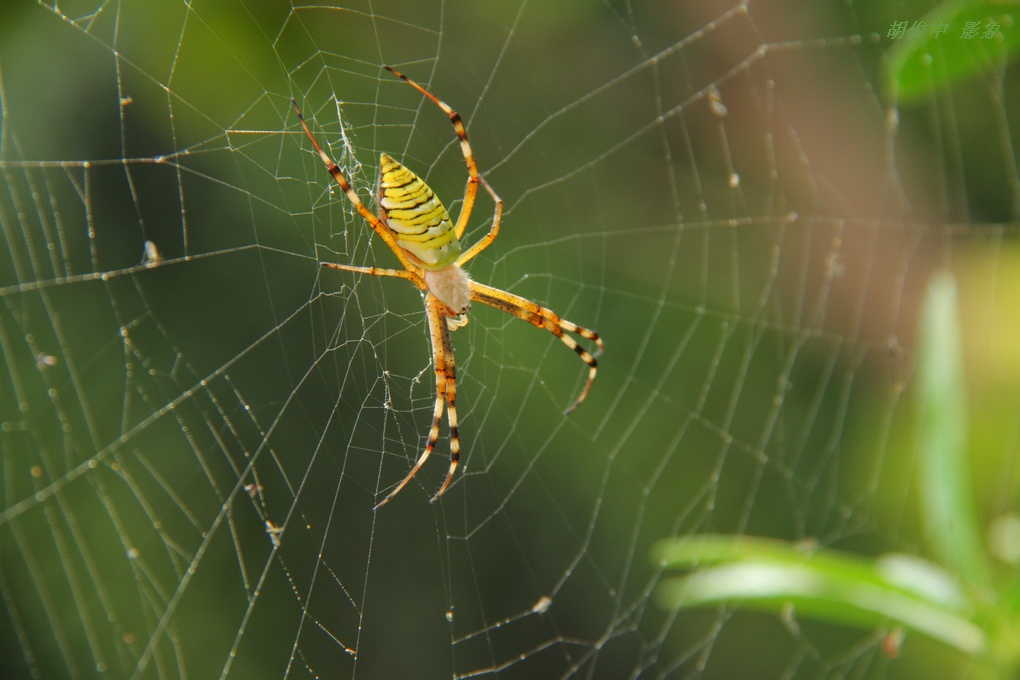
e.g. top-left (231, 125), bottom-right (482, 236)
top-left (1, 0), bottom-right (1018, 678)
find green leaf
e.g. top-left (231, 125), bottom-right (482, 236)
top-left (884, 1), bottom-right (1020, 104)
top-left (916, 271), bottom-right (991, 588)
top-left (653, 535), bottom-right (984, 654)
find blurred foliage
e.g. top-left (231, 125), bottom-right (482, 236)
top-left (655, 272), bottom-right (1020, 679)
top-left (884, 1), bottom-right (1020, 105)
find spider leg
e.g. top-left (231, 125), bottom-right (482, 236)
top-left (384, 66), bottom-right (478, 241)
top-left (292, 99), bottom-right (420, 275)
top-left (432, 300), bottom-right (460, 502)
top-left (374, 293), bottom-right (460, 508)
top-left (456, 177), bottom-right (503, 266)
top-left (470, 281), bottom-right (603, 414)
top-left (321, 262), bottom-right (421, 283)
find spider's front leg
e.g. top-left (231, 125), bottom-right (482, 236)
top-left (374, 293), bottom-right (461, 508)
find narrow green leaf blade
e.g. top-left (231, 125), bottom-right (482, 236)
top-left (917, 271), bottom-right (991, 587)
top-left (653, 535), bottom-right (984, 653)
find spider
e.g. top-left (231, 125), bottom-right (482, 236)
top-left (293, 66), bottom-right (603, 508)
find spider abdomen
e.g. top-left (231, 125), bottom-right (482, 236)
top-left (379, 153), bottom-right (462, 269)
top-left (425, 265), bottom-right (472, 315)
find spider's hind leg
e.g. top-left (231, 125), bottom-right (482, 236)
top-left (469, 281), bottom-right (603, 415)
top-left (374, 293), bottom-right (460, 508)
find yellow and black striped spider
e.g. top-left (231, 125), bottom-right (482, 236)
top-left (294, 67), bottom-right (603, 508)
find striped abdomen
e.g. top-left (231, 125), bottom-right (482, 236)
top-left (378, 153), bottom-right (461, 270)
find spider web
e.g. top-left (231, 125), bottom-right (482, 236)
top-left (1, 0), bottom-right (1018, 678)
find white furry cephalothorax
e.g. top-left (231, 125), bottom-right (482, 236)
top-left (425, 265), bottom-right (473, 314)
